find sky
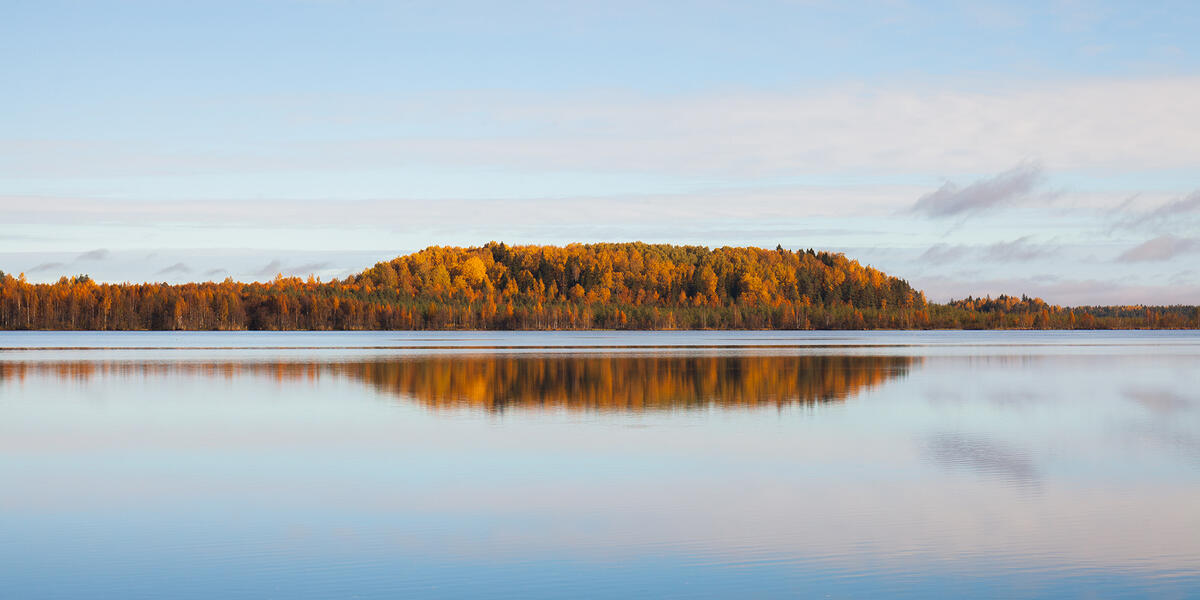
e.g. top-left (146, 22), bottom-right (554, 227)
top-left (2, 0), bottom-right (1199, 305)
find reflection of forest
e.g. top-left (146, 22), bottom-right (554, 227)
top-left (1, 354), bottom-right (916, 412)
top-left (339, 355), bottom-right (917, 411)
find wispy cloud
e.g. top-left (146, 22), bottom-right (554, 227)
top-left (911, 162), bottom-right (1046, 218)
top-left (254, 259), bottom-right (285, 277)
top-left (0, 184), bottom-right (912, 230)
top-left (1111, 190), bottom-right (1200, 233)
top-left (251, 259), bottom-right (333, 278)
top-left (28, 261), bottom-right (66, 273)
top-left (154, 262), bottom-right (193, 275)
top-left (918, 243), bottom-right (969, 265)
top-left (916, 236), bottom-right (1056, 265)
top-left (286, 262), bottom-right (331, 276)
top-left (76, 248), bottom-right (110, 261)
top-left (1170, 269), bottom-right (1198, 285)
top-left (8, 79), bottom-right (1200, 181)
top-left (983, 236), bottom-right (1058, 262)
top-left (1116, 235), bottom-right (1200, 262)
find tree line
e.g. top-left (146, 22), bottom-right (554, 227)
top-left (1, 242), bottom-right (1196, 330)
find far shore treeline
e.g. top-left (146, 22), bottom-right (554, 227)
top-left (1, 242), bottom-right (1197, 330)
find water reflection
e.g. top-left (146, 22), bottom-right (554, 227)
top-left (3, 339), bottom-right (1200, 599)
top-left (0, 354), bottom-right (918, 412)
top-left (923, 432), bottom-right (1040, 489)
top-left (1123, 387), bottom-right (1197, 415)
top-left (342, 354), bottom-right (916, 411)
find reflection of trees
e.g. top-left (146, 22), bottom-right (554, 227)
top-left (1, 354), bottom-right (917, 412)
top-left (337, 355), bottom-right (916, 411)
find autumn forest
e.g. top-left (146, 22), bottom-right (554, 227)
top-left (1, 242), bottom-right (1197, 330)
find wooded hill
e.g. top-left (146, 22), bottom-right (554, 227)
top-left (1, 242), bottom-right (1196, 330)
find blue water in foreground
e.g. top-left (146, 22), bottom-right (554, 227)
top-left (2, 331), bottom-right (1198, 599)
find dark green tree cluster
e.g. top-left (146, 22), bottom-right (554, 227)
top-left (938, 294), bottom-right (1199, 329)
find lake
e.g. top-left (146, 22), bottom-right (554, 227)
top-left (2, 331), bottom-right (1198, 599)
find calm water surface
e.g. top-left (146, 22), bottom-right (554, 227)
top-left (2, 331), bottom-right (1198, 599)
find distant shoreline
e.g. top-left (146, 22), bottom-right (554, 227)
top-left (4, 243), bottom-right (1198, 331)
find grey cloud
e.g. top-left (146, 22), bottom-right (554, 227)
top-left (948, 268), bottom-right (983, 279)
top-left (285, 262), bottom-right (332, 276)
top-left (1150, 190), bottom-right (1200, 218)
top-left (911, 162), bottom-right (1046, 218)
top-left (155, 262), bottom-right (193, 275)
top-left (917, 236), bottom-right (1055, 265)
top-left (1112, 190), bottom-right (1200, 232)
top-left (28, 261), bottom-right (66, 273)
top-left (1116, 235), bottom-right (1200, 262)
top-left (254, 259), bottom-right (285, 277)
top-left (983, 236), bottom-right (1058, 262)
top-left (252, 260), bottom-right (332, 278)
top-left (76, 248), bottom-right (110, 261)
top-left (203, 268), bottom-right (228, 277)
top-left (918, 243), bottom-right (969, 265)
top-left (1170, 269), bottom-right (1198, 285)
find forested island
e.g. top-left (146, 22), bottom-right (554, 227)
top-left (1, 242), bottom-right (1196, 330)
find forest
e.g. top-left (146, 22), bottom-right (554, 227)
top-left (1, 242), bottom-right (1197, 330)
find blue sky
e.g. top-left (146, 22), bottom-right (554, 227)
top-left (3, 0), bottom-right (1199, 304)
